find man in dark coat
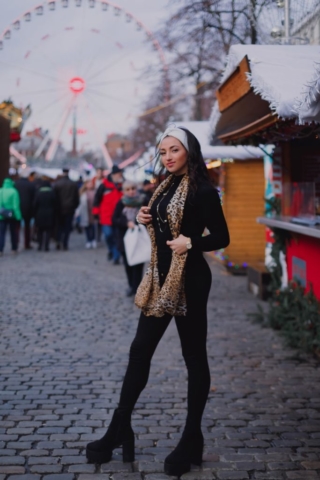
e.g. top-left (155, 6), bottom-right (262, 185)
top-left (53, 168), bottom-right (79, 250)
top-left (33, 181), bottom-right (56, 251)
top-left (15, 170), bottom-right (36, 249)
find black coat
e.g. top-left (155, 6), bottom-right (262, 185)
top-left (15, 178), bottom-right (36, 219)
top-left (112, 200), bottom-right (137, 253)
top-left (34, 186), bottom-right (56, 229)
top-left (54, 176), bottom-right (79, 216)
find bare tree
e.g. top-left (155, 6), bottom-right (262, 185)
top-left (157, 0), bottom-right (274, 120)
top-left (129, 82), bottom-right (179, 151)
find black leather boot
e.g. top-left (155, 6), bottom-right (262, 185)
top-left (164, 429), bottom-right (203, 477)
top-left (86, 408), bottom-right (135, 464)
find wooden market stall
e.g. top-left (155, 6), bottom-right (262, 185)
top-left (219, 158), bottom-right (265, 270)
top-left (0, 100), bottom-right (32, 182)
top-left (0, 115), bottom-right (10, 186)
top-left (212, 43), bottom-right (320, 298)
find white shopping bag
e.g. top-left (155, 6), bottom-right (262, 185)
top-left (124, 225), bottom-right (151, 266)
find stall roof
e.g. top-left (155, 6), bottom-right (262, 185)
top-left (210, 44), bottom-right (320, 137)
top-left (176, 121), bottom-right (264, 159)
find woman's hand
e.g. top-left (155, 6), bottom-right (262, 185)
top-left (127, 221), bottom-right (135, 229)
top-left (136, 206), bottom-right (152, 225)
top-left (167, 234), bottom-right (189, 255)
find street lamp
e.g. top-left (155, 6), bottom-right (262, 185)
top-left (270, 26), bottom-right (284, 38)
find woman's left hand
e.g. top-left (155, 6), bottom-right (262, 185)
top-left (167, 234), bottom-right (189, 255)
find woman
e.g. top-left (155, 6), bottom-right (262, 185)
top-left (79, 180), bottom-right (96, 249)
top-left (33, 180), bottom-right (56, 252)
top-left (0, 177), bottom-right (22, 256)
top-left (86, 126), bottom-right (230, 476)
top-left (112, 181), bottom-right (144, 296)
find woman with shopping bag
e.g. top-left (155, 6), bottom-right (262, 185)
top-left (86, 126), bottom-right (230, 476)
top-left (112, 181), bottom-right (148, 296)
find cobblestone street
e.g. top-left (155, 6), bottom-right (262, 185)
top-left (0, 235), bottom-right (320, 480)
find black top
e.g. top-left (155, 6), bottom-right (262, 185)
top-left (53, 176), bottom-right (79, 216)
top-left (150, 175), bottom-right (230, 271)
top-left (15, 178), bottom-right (36, 219)
top-left (33, 186), bottom-right (56, 229)
top-left (112, 200), bottom-right (138, 253)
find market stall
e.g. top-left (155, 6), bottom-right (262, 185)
top-left (0, 115), bottom-right (10, 186)
top-left (211, 44), bottom-right (320, 298)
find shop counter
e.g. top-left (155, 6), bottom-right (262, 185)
top-left (257, 216), bottom-right (320, 299)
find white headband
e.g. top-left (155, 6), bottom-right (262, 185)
top-left (158, 126), bottom-right (189, 152)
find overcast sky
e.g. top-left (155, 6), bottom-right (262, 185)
top-left (0, 0), bottom-right (169, 153)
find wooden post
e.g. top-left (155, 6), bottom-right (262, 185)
top-left (0, 115), bottom-right (10, 186)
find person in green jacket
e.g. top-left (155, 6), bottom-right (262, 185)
top-left (0, 177), bottom-right (22, 255)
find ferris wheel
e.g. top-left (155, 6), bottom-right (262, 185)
top-left (0, 0), bottom-right (169, 166)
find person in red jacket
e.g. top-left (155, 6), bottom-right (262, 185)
top-left (92, 165), bottom-right (123, 264)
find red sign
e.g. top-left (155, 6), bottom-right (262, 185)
top-left (69, 128), bottom-right (87, 135)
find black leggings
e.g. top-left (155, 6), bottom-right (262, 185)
top-left (118, 255), bottom-right (212, 432)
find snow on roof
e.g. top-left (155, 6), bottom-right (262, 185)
top-left (176, 121), bottom-right (264, 159)
top-left (210, 44), bottom-right (320, 133)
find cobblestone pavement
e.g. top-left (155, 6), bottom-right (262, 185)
top-left (0, 234), bottom-right (320, 480)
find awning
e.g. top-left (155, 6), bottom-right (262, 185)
top-left (176, 121), bottom-right (264, 159)
top-left (211, 44), bottom-right (320, 142)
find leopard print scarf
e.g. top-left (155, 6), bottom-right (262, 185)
top-left (135, 174), bottom-right (189, 317)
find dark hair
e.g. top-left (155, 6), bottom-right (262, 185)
top-left (154, 127), bottom-right (211, 196)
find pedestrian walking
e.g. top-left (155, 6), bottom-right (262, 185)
top-left (33, 180), bottom-right (56, 252)
top-left (78, 180), bottom-right (96, 249)
top-left (0, 177), bottom-right (22, 256)
top-left (86, 126), bottom-right (230, 476)
top-left (93, 167), bottom-right (104, 243)
top-left (112, 181), bottom-right (144, 296)
top-left (15, 169), bottom-right (36, 249)
top-left (54, 168), bottom-right (79, 250)
top-left (92, 165), bottom-right (123, 264)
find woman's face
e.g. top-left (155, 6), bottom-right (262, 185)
top-left (123, 185), bottom-right (137, 198)
top-left (159, 136), bottom-right (188, 176)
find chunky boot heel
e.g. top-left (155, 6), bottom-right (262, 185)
top-left (190, 441), bottom-right (203, 466)
top-left (122, 437), bottom-right (135, 462)
top-left (86, 409), bottom-right (135, 464)
top-left (164, 430), bottom-right (203, 477)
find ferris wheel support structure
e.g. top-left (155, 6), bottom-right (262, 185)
top-left (45, 94), bottom-right (76, 161)
top-left (34, 131), bottom-right (51, 158)
top-left (84, 99), bottom-right (113, 169)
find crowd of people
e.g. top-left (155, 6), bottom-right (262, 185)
top-left (0, 164), bottom-right (156, 295)
top-left (0, 167), bottom-right (80, 254)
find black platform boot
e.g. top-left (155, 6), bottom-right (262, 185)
top-left (86, 408), bottom-right (135, 464)
top-left (164, 429), bottom-right (203, 477)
